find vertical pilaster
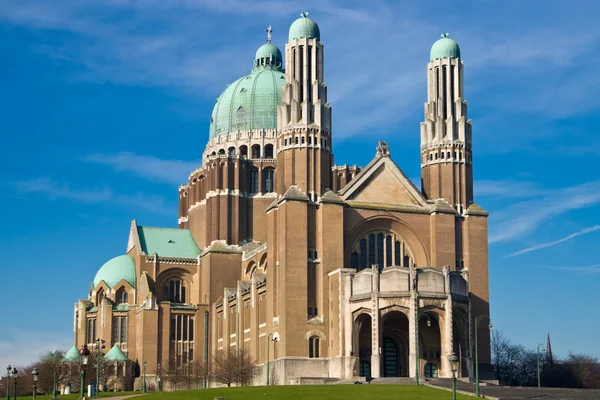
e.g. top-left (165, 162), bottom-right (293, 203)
top-left (370, 265), bottom-right (380, 378)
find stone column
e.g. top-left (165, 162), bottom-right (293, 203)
top-left (409, 267), bottom-right (418, 378)
top-left (370, 265), bottom-right (381, 378)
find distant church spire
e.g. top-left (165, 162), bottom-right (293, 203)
top-left (546, 332), bottom-right (554, 368)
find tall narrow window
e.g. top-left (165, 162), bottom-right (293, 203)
top-left (386, 236), bottom-right (392, 267)
top-left (377, 233), bottom-right (384, 271)
top-left (368, 234), bottom-right (376, 267)
top-left (264, 169), bottom-right (274, 193)
top-left (120, 317), bottom-right (127, 343)
top-left (350, 252), bottom-right (359, 269)
top-left (112, 317), bottom-right (119, 343)
top-left (395, 241), bottom-right (401, 266)
top-left (309, 336), bottom-right (320, 358)
top-left (250, 169), bottom-right (259, 193)
top-left (359, 239), bottom-right (367, 270)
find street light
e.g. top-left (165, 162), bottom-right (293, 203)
top-left (79, 344), bottom-right (90, 399)
top-left (142, 360), bottom-right (147, 393)
top-left (414, 311), bottom-right (431, 385)
top-left (94, 337), bottom-right (105, 395)
top-left (449, 352), bottom-right (458, 400)
top-left (11, 369), bottom-right (18, 400)
top-left (266, 333), bottom-right (279, 386)
top-left (5, 365), bottom-right (11, 400)
top-left (536, 343), bottom-right (546, 388)
top-left (474, 315), bottom-right (492, 397)
top-left (31, 368), bottom-right (39, 400)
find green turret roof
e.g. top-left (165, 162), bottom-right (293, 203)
top-left (137, 226), bottom-right (200, 258)
top-left (289, 11), bottom-right (320, 41)
top-left (93, 254), bottom-right (136, 289)
top-left (62, 346), bottom-right (80, 362)
top-left (103, 345), bottom-right (130, 362)
top-left (430, 33), bottom-right (461, 61)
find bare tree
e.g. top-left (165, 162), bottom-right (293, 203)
top-left (165, 356), bottom-right (185, 390)
top-left (210, 348), bottom-right (238, 387)
top-left (233, 348), bottom-right (258, 386)
top-left (565, 353), bottom-right (600, 389)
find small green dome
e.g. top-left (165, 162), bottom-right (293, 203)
top-left (289, 12), bottom-right (320, 41)
top-left (430, 33), bottom-right (461, 61)
top-left (93, 254), bottom-right (136, 289)
top-left (209, 43), bottom-right (285, 139)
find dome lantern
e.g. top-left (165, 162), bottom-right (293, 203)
top-left (289, 11), bottom-right (320, 41)
top-left (430, 32), bottom-right (461, 61)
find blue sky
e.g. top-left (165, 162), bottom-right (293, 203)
top-left (1, 0), bottom-right (599, 368)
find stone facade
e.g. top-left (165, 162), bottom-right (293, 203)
top-left (73, 15), bottom-right (491, 388)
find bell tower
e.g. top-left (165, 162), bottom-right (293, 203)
top-left (420, 33), bottom-right (473, 212)
top-left (277, 12), bottom-right (333, 199)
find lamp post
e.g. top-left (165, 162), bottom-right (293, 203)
top-left (474, 315), bottom-right (492, 397)
top-left (11, 369), bottom-right (17, 400)
top-left (266, 333), bottom-right (279, 386)
top-left (31, 368), bottom-right (39, 400)
top-left (79, 344), bottom-right (90, 399)
top-left (142, 360), bottom-right (147, 393)
top-left (5, 365), bottom-right (11, 400)
top-left (536, 343), bottom-right (545, 388)
top-left (414, 311), bottom-right (431, 385)
top-left (94, 337), bottom-right (105, 395)
top-left (449, 352), bottom-right (458, 400)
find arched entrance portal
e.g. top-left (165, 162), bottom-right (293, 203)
top-left (381, 311), bottom-right (409, 377)
top-left (354, 313), bottom-right (372, 378)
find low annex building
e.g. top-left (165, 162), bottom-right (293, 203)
top-left (73, 13), bottom-right (492, 387)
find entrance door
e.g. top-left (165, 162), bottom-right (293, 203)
top-left (383, 337), bottom-right (399, 377)
top-left (425, 362), bottom-right (438, 378)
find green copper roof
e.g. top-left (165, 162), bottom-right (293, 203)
top-left (137, 226), bottom-right (200, 258)
top-left (430, 33), bottom-right (460, 61)
top-left (104, 344), bottom-right (130, 362)
top-left (93, 254), bottom-right (137, 289)
top-left (289, 12), bottom-right (320, 41)
top-left (209, 52), bottom-right (285, 139)
top-left (62, 346), bottom-right (80, 362)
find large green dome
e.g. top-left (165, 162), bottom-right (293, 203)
top-left (289, 12), bottom-right (320, 41)
top-left (209, 44), bottom-right (285, 139)
top-left (430, 33), bottom-right (461, 61)
top-left (93, 254), bottom-right (136, 289)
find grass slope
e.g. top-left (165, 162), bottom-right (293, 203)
top-left (142, 385), bottom-right (472, 400)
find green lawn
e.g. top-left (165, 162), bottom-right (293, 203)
top-left (15, 391), bottom-right (136, 400)
top-left (140, 385), bottom-right (472, 400)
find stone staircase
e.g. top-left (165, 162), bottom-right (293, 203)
top-left (370, 377), bottom-right (417, 385)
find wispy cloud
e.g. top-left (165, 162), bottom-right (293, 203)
top-left (16, 177), bottom-right (170, 214)
top-left (0, 329), bottom-right (71, 370)
top-left (83, 152), bottom-right (199, 185)
top-left (489, 180), bottom-right (600, 243)
top-left (1, 0), bottom-right (599, 138)
top-left (545, 264), bottom-right (600, 274)
top-left (504, 225), bottom-right (600, 258)
top-left (475, 180), bottom-right (549, 198)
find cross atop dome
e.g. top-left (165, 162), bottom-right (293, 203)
top-left (441, 32), bottom-right (450, 38)
top-left (300, 11), bottom-right (309, 18)
top-left (266, 25), bottom-right (272, 43)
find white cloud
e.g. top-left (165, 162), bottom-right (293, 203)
top-left (546, 264), bottom-right (600, 274)
top-left (504, 225), bottom-right (600, 258)
top-left (16, 177), bottom-right (171, 214)
top-left (475, 180), bottom-right (549, 198)
top-left (83, 152), bottom-right (200, 185)
top-left (0, 330), bottom-right (72, 369)
top-left (489, 180), bottom-right (600, 243)
top-left (1, 0), bottom-right (599, 138)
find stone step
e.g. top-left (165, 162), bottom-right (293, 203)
top-left (370, 377), bottom-right (416, 385)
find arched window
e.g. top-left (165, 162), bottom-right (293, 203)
top-left (96, 288), bottom-right (105, 306)
top-left (163, 279), bottom-right (186, 304)
top-left (425, 363), bottom-right (438, 378)
top-left (239, 145), bottom-right (248, 158)
top-left (115, 288), bottom-right (128, 304)
top-left (228, 147), bottom-right (236, 157)
top-left (309, 336), bottom-right (320, 358)
top-left (351, 231), bottom-right (415, 270)
top-left (218, 148), bottom-right (226, 155)
top-left (263, 168), bottom-right (274, 193)
top-left (251, 144), bottom-right (261, 159)
top-left (249, 168), bottom-right (259, 194)
top-left (264, 144), bottom-right (274, 158)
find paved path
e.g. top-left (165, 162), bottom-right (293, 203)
top-left (429, 378), bottom-right (600, 399)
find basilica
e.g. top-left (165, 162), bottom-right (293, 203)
top-left (73, 12), bottom-right (492, 388)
